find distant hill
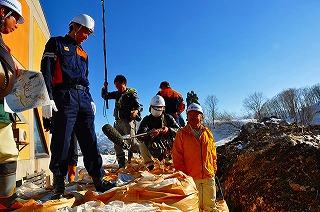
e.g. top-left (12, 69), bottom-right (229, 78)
top-left (96, 132), bottom-right (115, 154)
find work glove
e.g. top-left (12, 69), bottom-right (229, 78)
top-left (42, 100), bottom-right (58, 119)
top-left (91, 101), bottom-right (96, 115)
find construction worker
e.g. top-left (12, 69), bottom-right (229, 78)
top-left (137, 95), bottom-right (180, 170)
top-left (172, 103), bottom-right (218, 211)
top-left (41, 14), bottom-right (114, 200)
top-left (0, 0), bottom-right (24, 209)
top-left (101, 75), bottom-right (141, 169)
top-left (157, 81), bottom-right (186, 127)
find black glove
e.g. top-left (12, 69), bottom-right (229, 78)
top-left (101, 87), bottom-right (108, 100)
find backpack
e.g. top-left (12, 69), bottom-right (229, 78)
top-left (0, 42), bottom-right (16, 99)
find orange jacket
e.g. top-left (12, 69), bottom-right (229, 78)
top-left (157, 87), bottom-right (185, 116)
top-left (172, 124), bottom-right (217, 180)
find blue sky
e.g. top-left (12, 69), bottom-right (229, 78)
top-left (40, 0), bottom-right (320, 132)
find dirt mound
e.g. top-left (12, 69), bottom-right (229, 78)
top-left (216, 120), bottom-right (320, 212)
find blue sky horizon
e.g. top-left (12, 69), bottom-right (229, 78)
top-left (40, 0), bottom-right (320, 132)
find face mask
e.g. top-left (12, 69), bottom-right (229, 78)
top-left (151, 107), bottom-right (163, 117)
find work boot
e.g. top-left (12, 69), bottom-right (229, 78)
top-left (67, 166), bottom-right (77, 183)
top-left (51, 175), bottom-right (65, 200)
top-left (127, 151), bottom-right (133, 163)
top-left (117, 155), bottom-right (126, 169)
top-left (92, 177), bottom-right (116, 192)
top-left (0, 193), bottom-right (17, 210)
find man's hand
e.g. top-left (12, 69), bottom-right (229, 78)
top-left (42, 100), bottom-right (58, 119)
top-left (130, 110), bottom-right (138, 119)
top-left (16, 69), bottom-right (23, 78)
top-left (150, 128), bottom-right (160, 137)
top-left (101, 87), bottom-right (108, 100)
top-left (160, 126), bottom-right (169, 134)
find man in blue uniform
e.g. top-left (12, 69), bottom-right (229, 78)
top-left (41, 14), bottom-right (114, 199)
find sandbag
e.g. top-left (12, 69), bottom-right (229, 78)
top-left (91, 171), bottom-right (200, 212)
top-left (216, 199), bottom-right (229, 212)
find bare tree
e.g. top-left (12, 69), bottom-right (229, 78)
top-left (280, 88), bottom-right (299, 122)
top-left (204, 95), bottom-right (218, 129)
top-left (310, 83), bottom-right (320, 104)
top-left (262, 86), bottom-right (318, 126)
top-left (243, 92), bottom-right (267, 120)
top-left (296, 87), bottom-right (316, 126)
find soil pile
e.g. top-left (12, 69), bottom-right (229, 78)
top-left (216, 119), bottom-right (320, 212)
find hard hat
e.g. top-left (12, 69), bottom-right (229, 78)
top-left (187, 103), bottom-right (203, 114)
top-left (150, 95), bottom-right (165, 107)
top-left (0, 0), bottom-right (24, 24)
top-left (69, 14), bottom-right (94, 33)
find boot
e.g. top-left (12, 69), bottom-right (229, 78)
top-left (67, 166), bottom-right (77, 183)
top-left (51, 175), bottom-right (65, 200)
top-left (127, 151), bottom-right (133, 164)
top-left (117, 155), bottom-right (126, 169)
top-left (0, 193), bottom-right (17, 210)
top-left (92, 177), bottom-right (115, 192)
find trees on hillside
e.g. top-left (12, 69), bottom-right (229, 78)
top-left (204, 95), bottom-right (218, 128)
top-left (250, 86), bottom-right (319, 126)
top-left (242, 92), bottom-right (267, 120)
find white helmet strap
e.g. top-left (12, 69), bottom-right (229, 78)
top-left (4, 10), bottom-right (12, 19)
top-left (74, 24), bottom-right (82, 40)
top-left (1, 9), bottom-right (12, 32)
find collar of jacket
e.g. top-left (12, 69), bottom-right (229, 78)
top-left (64, 34), bottom-right (80, 46)
top-left (182, 123), bottom-right (206, 135)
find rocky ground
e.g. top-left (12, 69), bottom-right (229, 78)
top-left (216, 119), bottom-right (320, 212)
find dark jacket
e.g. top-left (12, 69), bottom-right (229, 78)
top-left (106, 88), bottom-right (142, 121)
top-left (157, 87), bottom-right (185, 117)
top-left (40, 35), bottom-right (92, 101)
top-left (137, 113), bottom-right (179, 144)
top-left (0, 36), bottom-right (16, 123)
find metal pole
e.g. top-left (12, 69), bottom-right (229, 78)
top-left (101, 0), bottom-right (109, 110)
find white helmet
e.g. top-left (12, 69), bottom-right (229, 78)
top-left (69, 14), bottom-right (94, 33)
top-left (187, 103), bottom-right (203, 114)
top-left (150, 95), bottom-right (165, 107)
top-left (0, 0), bottom-right (24, 24)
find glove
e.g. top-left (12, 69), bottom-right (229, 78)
top-left (91, 101), bottom-right (96, 115)
top-left (42, 100), bottom-right (58, 119)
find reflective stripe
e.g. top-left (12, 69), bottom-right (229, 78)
top-left (42, 52), bottom-right (56, 60)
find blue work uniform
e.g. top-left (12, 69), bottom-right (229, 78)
top-left (41, 35), bottom-right (104, 178)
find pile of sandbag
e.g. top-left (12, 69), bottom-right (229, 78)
top-left (11, 161), bottom-right (200, 211)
